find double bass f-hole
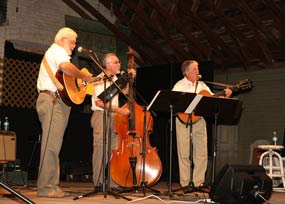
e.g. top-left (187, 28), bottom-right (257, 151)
top-left (110, 48), bottom-right (162, 188)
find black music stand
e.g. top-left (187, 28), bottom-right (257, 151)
top-left (97, 76), bottom-right (128, 102)
top-left (193, 91), bottom-right (242, 183)
top-left (147, 90), bottom-right (197, 197)
top-left (147, 90), bottom-right (241, 196)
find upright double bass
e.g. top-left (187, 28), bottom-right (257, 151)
top-left (110, 48), bottom-right (162, 188)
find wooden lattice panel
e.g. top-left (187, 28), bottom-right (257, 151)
top-left (0, 57), bottom-right (39, 108)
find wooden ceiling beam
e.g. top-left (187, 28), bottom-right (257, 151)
top-left (263, 0), bottom-right (285, 27)
top-left (62, 0), bottom-right (92, 19)
top-left (75, 0), bottom-right (156, 64)
top-left (209, 1), bottom-right (256, 68)
top-left (234, 0), bottom-right (285, 56)
top-left (191, 0), bottom-right (201, 13)
top-left (253, 31), bottom-right (273, 64)
top-left (182, 9), bottom-right (236, 65)
top-left (214, 0), bottom-right (276, 65)
top-left (262, 0), bottom-right (285, 44)
top-left (64, 0), bottom-right (285, 67)
top-left (150, 12), bottom-right (189, 61)
top-left (123, 0), bottom-right (191, 61)
top-left (178, 0), bottom-right (242, 65)
top-left (146, 0), bottom-right (204, 59)
top-left (99, 0), bottom-right (170, 64)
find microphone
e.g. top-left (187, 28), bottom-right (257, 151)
top-left (197, 74), bottom-right (202, 80)
top-left (77, 46), bottom-right (93, 54)
top-left (118, 71), bottom-right (125, 75)
top-left (116, 71), bottom-right (127, 78)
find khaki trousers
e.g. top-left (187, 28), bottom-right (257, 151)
top-left (36, 93), bottom-right (71, 191)
top-left (91, 110), bottom-right (118, 187)
top-left (175, 117), bottom-right (208, 187)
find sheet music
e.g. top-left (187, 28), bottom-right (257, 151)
top-left (185, 94), bottom-right (203, 114)
top-left (147, 90), bottom-right (161, 111)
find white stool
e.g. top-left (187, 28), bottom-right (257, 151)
top-left (258, 145), bottom-right (285, 192)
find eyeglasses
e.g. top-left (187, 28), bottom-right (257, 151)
top-left (63, 37), bottom-right (76, 45)
top-left (107, 60), bottom-right (121, 65)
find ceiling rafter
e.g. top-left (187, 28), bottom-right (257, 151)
top-left (149, 11), bottom-right (188, 61)
top-left (63, 0), bottom-right (285, 68)
top-left (234, 0), bottom-right (285, 56)
top-left (99, 0), bottom-right (170, 64)
top-left (221, 6), bottom-right (271, 66)
top-left (146, 0), bottom-right (204, 59)
top-left (262, 0), bottom-right (285, 47)
top-left (62, 0), bottom-right (92, 19)
top-left (191, 0), bottom-right (200, 13)
top-left (176, 4), bottom-right (237, 65)
top-left (239, 2), bottom-right (273, 64)
top-left (74, 0), bottom-right (156, 64)
top-left (123, 0), bottom-right (189, 61)
top-left (252, 30), bottom-right (273, 64)
top-left (177, 0), bottom-right (240, 64)
top-left (263, 0), bottom-right (285, 26)
top-left (209, 2), bottom-right (255, 68)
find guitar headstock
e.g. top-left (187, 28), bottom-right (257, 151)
top-left (237, 79), bottom-right (253, 90)
top-left (231, 79), bottom-right (253, 95)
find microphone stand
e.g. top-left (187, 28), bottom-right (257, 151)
top-left (0, 181), bottom-right (35, 204)
top-left (73, 50), bottom-right (131, 201)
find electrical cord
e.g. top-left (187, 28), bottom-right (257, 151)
top-left (127, 194), bottom-right (215, 203)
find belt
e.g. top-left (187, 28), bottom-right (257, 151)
top-left (39, 90), bottom-right (59, 102)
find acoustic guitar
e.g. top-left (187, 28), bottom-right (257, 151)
top-left (55, 68), bottom-right (101, 106)
top-left (177, 79), bottom-right (253, 125)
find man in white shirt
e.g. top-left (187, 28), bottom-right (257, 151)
top-left (36, 27), bottom-right (92, 198)
top-left (172, 60), bottom-right (231, 193)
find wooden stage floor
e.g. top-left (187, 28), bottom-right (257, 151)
top-left (1, 181), bottom-right (285, 204)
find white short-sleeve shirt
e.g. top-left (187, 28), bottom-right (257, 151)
top-left (37, 43), bottom-right (71, 92)
top-left (172, 77), bottom-right (213, 95)
top-left (91, 73), bottom-right (119, 111)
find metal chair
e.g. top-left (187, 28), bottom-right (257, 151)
top-left (258, 145), bottom-right (285, 192)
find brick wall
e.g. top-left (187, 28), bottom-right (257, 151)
top-left (0, 0), bottom-right (79, 57)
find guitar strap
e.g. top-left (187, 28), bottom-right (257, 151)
top-left (42, 56), bottom-right (64, 91)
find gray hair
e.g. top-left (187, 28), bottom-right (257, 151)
top-left (54, 27), bottom-right (77, 43)
top-left (181, 60), bottom-right (198, 76)
top-left (102, 53), bottom-right (117, 67)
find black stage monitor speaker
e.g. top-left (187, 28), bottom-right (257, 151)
top-left (210, 164), bottom-right (272, 204)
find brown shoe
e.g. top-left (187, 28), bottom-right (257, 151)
top-left (195, 183), bottom-right (210, 193)
top-left (38, 187), bottom-right (65, 198)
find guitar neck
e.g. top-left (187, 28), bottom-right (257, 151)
top-left (214, 90), bottom-right (226, 97)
